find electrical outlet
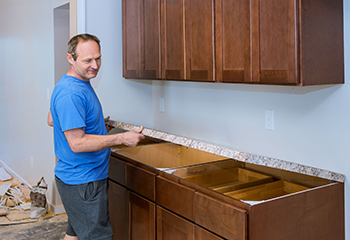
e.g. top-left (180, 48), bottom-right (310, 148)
top-left (265, 110), bottom-right (274, 131)
top-left (159, 98), bottom-right (165, 112)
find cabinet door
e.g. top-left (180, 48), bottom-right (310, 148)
top-left (161, 0), bottom-right (215, 81)
top-left (157, 206), bottom-right (194, 240)
top-left (185, 0), bottom-right (215, 81)
top-left (109, 181), bottom-right (156, 240)
top-left (129, 192), bottom-right (156, 240)
top-left (123, 0), bottom-right (160, 79)
top-left (161, 0), bottom-right (185, 80)
top-left (108, 181), bottom-right (129, 240)
top-left (252, 0), bottom-right (298, 84)
top-left (215, 0), bottom-right (251, 83)
top-left (157, 206), bottom-right (224, 240)
top-left (195, 225), bottom-right (224, 240)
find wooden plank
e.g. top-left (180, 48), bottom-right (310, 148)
top-left (184, 168), bottom-right (272, 193)
top-left (225, 180), bottom-right (309, 201)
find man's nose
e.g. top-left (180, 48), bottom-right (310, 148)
top-left (91, 60), bottom-right (98, 69)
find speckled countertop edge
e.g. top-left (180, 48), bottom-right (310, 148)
top-left (108, 120), bottom-right (345, 183)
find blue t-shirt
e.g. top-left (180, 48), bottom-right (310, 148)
top-left (50, 74), bottom-right (110, 185)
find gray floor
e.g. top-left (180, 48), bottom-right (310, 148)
top-left (0, 214), bottom-right (68, 240)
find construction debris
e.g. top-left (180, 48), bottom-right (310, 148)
top-left (0, 167), bottom-right (12, 181)
top-left (0, 166), bottom-right (35, 224)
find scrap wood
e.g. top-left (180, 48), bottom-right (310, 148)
top-left (0, 218), bottom-right (38, 226)
top-left (6, 211), bottom-right (31, 222)
top-left (0, 182), bottom-right (12, 197)
top-left (0, 167), bottom-right (12, 181)
top-left (18, 185), bottom-right (31, 200)
top-left (0, 216), bottom-right (11, 224)
top-left (0, 207), bottom-right (7, 216)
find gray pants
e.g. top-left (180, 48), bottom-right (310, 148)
top-left (55, 176), bottom-right (113, 240)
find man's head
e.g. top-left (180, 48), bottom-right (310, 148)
top-left (66, 34), bottom-right (102, 81)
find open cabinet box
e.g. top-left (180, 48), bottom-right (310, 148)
top-left (109, 142), bottom-right (345, 240)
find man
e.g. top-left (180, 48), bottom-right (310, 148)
top-left (47, 34), bottom-right (144, 240)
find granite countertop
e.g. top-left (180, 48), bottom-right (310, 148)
top-left (107, 120), bottom-right (345, 183)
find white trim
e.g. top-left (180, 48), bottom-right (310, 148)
top-left (0, 159), bottom-right (32, 187)
top-left (77, 0), bottom-right (86, 34)
top-left (48, 199), bottom-right (66, 215)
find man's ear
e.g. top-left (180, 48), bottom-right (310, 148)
top-left (66, 53), bottom-right (74, 64)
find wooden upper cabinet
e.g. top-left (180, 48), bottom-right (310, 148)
top-left (215, 0), bottom-right (251, 83)
top-left (123, 0), bottom-right (344, 85)
top-left (252, 0), bottom-right (298, 85)
top-left (123, 0), bottom-right (160, 79)
top-left (161, 0), bottom-right (215, 81)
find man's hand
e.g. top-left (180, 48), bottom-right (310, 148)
top-left (122, 126), bottom-right (145, 147)
top-left (47, 111), bottom-right (53, 127)
top-left (104, 116), bottom-right (114, 133)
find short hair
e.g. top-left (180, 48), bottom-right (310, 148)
top-left (67, 34), bottom-right (101, 61)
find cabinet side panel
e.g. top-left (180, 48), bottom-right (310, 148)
top-left (249, 183), bottom-right (344, 240)
top-left (300, 0), bottom-right (344, 85)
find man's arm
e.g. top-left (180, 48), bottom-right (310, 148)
top-left (47, 110), bottom-right (53, 127)
top-left (64, 126), bottom-right (145, 153)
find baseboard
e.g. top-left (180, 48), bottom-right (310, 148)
top-left (49, 201), bottom-right (66, 215)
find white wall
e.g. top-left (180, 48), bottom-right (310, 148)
top-left (0, 0), bottom-right (69, 205)
top-left (0, 0), bottom-right (349, 238)
top-left (85, 0), bottom-right (153, 127)
top-left (0, 0), bottom-right (153, 207)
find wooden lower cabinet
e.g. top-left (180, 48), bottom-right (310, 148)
top-left (108, 181), bottom-right (156, 240)
top-left (109, 148), bottom-right (344, 240)
top-left (157, 206), bottom-right (224, 240)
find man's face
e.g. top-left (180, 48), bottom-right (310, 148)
top-left (68, 40), bottom-right (101, 81)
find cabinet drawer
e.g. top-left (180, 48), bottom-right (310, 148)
top-left (109, 157), bottom-right (126, 185)
top-left (194, 192), bottom-right (247, 240)
top-left (195, 225), bottom-right (224, 240)
top-left (157, 176), bottom-right (195, 221)
top-left (126, 163), bottom-right (156, 201)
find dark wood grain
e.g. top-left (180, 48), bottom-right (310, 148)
top-left (157, 176), bottom-right (195, 221)
top-left (126, 163), bottom-right (156, 201)
top-left (129, 192), bottom-right (156, 240)
top-left (249, 183), bottom-right (344, 240)
top-left (216, 0), bottom-right (251, 83)
top-left (194, 192), bottom-right (247, 240)
top-left (108, 181), bottom-right (129, 240)
top-left (108, 156), bottom-right (126, 185)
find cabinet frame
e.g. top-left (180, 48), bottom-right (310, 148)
top-left (123, 0), bottom-right (344, 86)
